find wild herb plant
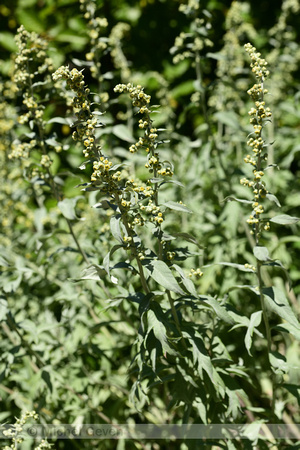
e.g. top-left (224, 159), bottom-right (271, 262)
top-left (1, 1), bottom-right (300, 449)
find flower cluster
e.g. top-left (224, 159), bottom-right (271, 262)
top-left (80, 0), bottom-right (109, 82)
top-left (109, 22), bottom-right (131, 82)
top-left (114, 83), bottom-right (173, 178)
top-left (188, 268), bottom-right (203, 279)
top-left (114, 83), bottom-right (175, 227)
top-left (13, 26), bottom-right (53, 127)
top-left (53, 66), bottom-right (123, 196)
top-left (9, 25), bottom-right (60, 182)
top-left (171, 0), bottom-right (213, 66)
top-left (209, 1), bottom-right (257, 112)
top-left (3, 410), bottom-right (51, 450)
top-left (242, 44), bottom-right (272, 237)
top-left (53, 66), bottom-right (97, 158)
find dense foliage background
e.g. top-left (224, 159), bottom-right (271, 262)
top-left (0, 0), bottom-right (300, 449)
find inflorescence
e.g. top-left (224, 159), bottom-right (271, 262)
top-left (241, 44), bottom-right (272, 237)
top-left (9, 26), bottom-right (59, 178)
top-left (53, 66), bottom-right (122, 196)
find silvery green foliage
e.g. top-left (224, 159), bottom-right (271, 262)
top-left (0, 1), bottom-right (300, 449)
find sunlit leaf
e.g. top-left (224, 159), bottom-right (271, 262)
top-left (245, 311), bottom-right (262, 356)
top-left (57, 197), bottom-right (84, 221)
top-left (270, 215), bottom-right (300, 225)
top-left (253, 246), bottom-right (270, 262)
top-left (144, 260), bottom-right (185, 295)
top-left (263, 287), bottom-right (299, 328)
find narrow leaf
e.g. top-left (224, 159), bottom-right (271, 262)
top-left (71, 264), bottom-right (106, 282)
top-left (110, 215), bottom-right (123, 244)
top-left (203, 262), bottom-right (256, 272)
top-left (273, 323), bottom-right (300, 340)
top-left (147, 309), bottom-right (176, 355)
top-left (163, 201), bottom-right (193, 213)
top-left (266, 193), bottom-right (281, 207)
top-left (172, 264), bottom-right (198, 297)
top-left (144, 260), bottom-right (185, 295)
top-left (263, 287), bottom-right (299, 328)
top-left (203, 298), bottom-right (235, 325)
top-left (0, 297), bottom-right (8, 322)
top-left (245, 311), bottom-right (262, 356)
top-left (270, 215), bottom-right (300, 225)
top-left (221, 196), bottom-right (253, 205)
top-left (173, 232), bottom-right (203, 248)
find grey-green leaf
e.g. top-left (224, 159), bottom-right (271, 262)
top-left (58, 197), bottom-right (84, 221)
top-left (263, 287), bottom-right (299, 328)
top-left (163, 201), bottom-right (193, 214)
top-left (145, 260), bottom-right (185, 295)
top-left (112, 124), bottom-right (135, 143)
top-left (221, 196), bottom-right (253, 205)
top-left (253, 246), bottom-right (270, 262)
top-left (266, 193), bottom-right (281, 207)
top-left (245, 311), bottom-right (262, 356)
top-left (0, 297), bottom-right (8, 322)
top-left (147, 310), bottom-right (176, 355)
top-left (110, 215), bottom-right (123, 244)
top-left (270, 215), bottom-right (300, 225)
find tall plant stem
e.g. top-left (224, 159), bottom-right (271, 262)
top-left (256, 260), bottom-right (275, 415)
top-left (115, 194), bottom-right (150, 295)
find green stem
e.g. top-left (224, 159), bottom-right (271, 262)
top-left (256, 260), bottom-right (275, 415)
top-left (115, 194), bottom-right (150, 294)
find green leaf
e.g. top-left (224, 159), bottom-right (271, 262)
top-left (263, 287), bottom-right (299, 328)
top-left (173, 232), bottom-right (202, 248)
top-left (162, 201), bottom-right (193, 213)
top-left (147, 309), bottom-right (176, 355)
top-left (273, 323), bottom-right (300, 340)
top-left (0, 32), bottom-right (17, 52)
top-left (15, 10), bottom-right (44, 32)
top-left (110, 215), bottom-right (123, 244)
top-left (0, 297), bottom-right (8, 322)
top-left (70, 264), bottom-right (106, 282)
top-left (103, 245), bottom-right (123, 276)
top-left (253, 246), bottom-right (270, 262)
top-left (270, 215), bottom-right (300, 225)
top-left (47, 117), bottom-right (72, 125)
top-left (263, 260), bottom-right (292, 290)
top-left (214, 111), bottom-right (242, 131)
top-left (221, 196), bottom-right (252, 205)
top-left (183, 331), bottom-right (225, 389)
top-left (144, 260), bottom-right (185, 295)
top-left (245, 311), bottom-right (262, 356)
top-left (57, 197), bottom-right (84, 221)
top-left (204, 262), bottom-right (256, 272)
top-left (55, 32), bottom-right (87, 48)
top-left (269, 351), bottom-right (289, 375)
top-left (202, 298), bottom-right (235, 325)
top-left (266, 193), bottom-right (281, 207)
top-left (172, 264), bottom-right (198, 297)
top-left (112, 124), bottom-right (135, 143)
